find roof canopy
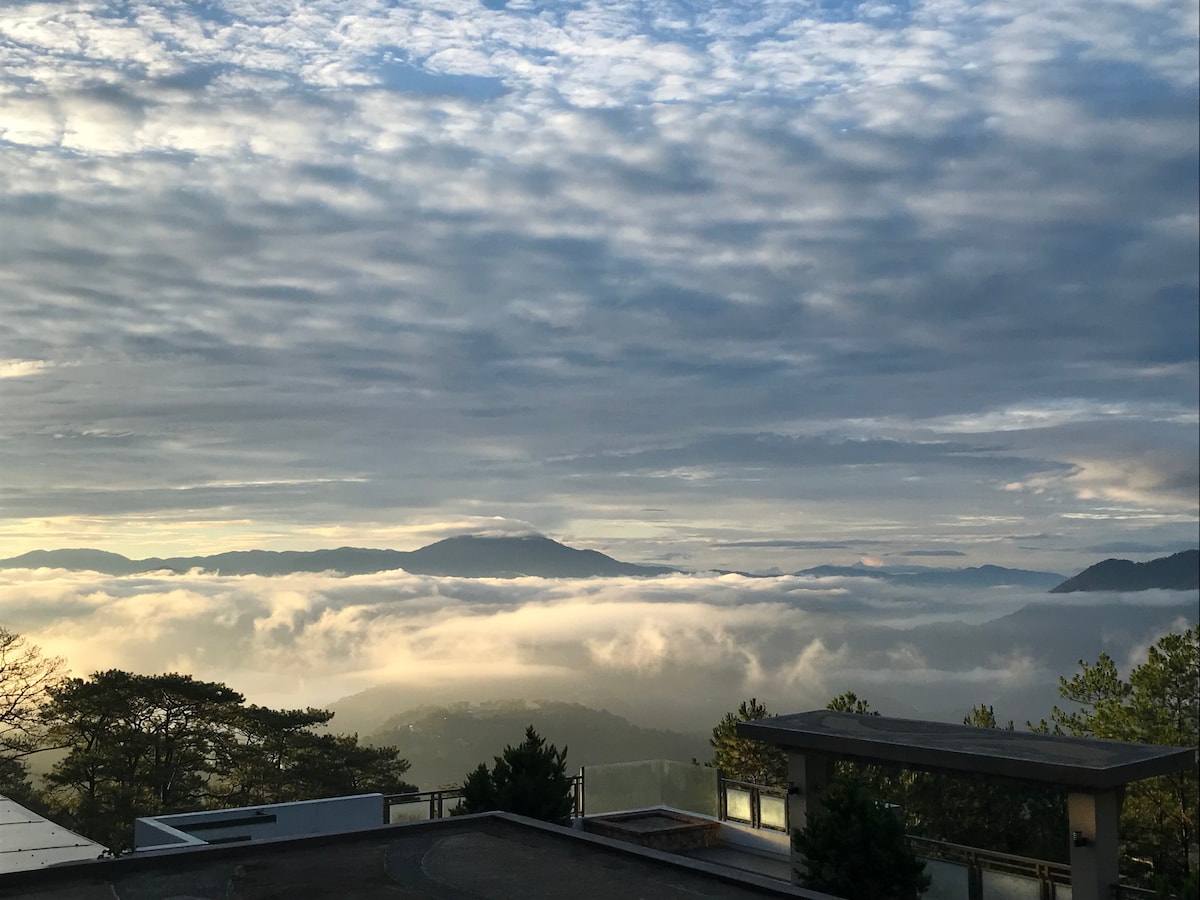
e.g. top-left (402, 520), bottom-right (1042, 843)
top-left (737, 711), bottom-right (1198, 790)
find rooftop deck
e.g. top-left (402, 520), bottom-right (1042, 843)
top-left (0, 812), bottom-right (828, 900)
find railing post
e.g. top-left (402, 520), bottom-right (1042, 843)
top-left (967, 862), bottom-right (983, 900)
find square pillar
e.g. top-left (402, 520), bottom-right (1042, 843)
top-left (787, 751), bottom-right (834, 886)
top-left (1068, 788), bottom-right (1122, 900)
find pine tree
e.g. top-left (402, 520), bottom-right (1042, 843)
top-left (709, 698), bottom-right (788, 786)
top-left (794, 779), bottom-right (930, 900)
top-left (1037, 625), bottom-right (1199, 889)
top-left (826, 691), bottom-right (877, 716)
top-left (457, 726), bottom-right (573, 825)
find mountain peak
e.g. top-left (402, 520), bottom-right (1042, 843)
top-left (406, 534), bottom-right (673, 577)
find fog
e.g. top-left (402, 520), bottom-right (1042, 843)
top-left (1, 567), bottom-right (1193, 734)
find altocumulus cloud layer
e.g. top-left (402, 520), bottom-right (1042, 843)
top-left (1, 567), bottom-right (1194, 732)
top-left (0, 0), bottom-right (1196, 573)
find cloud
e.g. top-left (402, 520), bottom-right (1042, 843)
top-left (1082, 540), bottom-right (1199, 556)
top-left (0, 359), bottom-right (51, 379)
top-left (552, 434), bottom-right (1074, 477)
top-left (712, 540), bottom-right (888, 550)
top-left (0, 0), bottom-right (1195, 575)
top-left (1007, 451), bottom-right (1200, 514)
top-left (2, 568), bottom-right (1193, 734)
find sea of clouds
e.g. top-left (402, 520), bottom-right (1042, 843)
top-left (2, 567), bottom-right (1193, 735)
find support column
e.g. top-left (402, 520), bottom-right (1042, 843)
top-left (787, 751), bottom-right (834, 886)
top-left (1068, 788), bottom-right (1122, 900)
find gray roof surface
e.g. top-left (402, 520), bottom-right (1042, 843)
top-left (0, 796), bottom-right (106, 874)
top-left (0, 813), bottom-right (831, 900)
top-left (737, 711), bottom-right (1198, 789)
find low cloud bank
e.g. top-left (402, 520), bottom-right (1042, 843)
top-left (1, 568), bottom-right (1193, 733)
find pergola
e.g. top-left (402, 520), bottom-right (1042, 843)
top-left (738, 711), bottom-right (1197, 900)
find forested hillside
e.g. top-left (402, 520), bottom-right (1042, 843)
top-left (366, 700), bottom-right (707, 789)
top-left (1051, 549), bottom-right (1199, 592)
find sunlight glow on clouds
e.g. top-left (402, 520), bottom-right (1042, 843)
top-left (0, 0), bottom-right (1195, 573)
top-left (0, 359), bottom-right (51, 379)
top-left (1, 567), bottom-right (1192, 731)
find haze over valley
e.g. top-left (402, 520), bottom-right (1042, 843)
top-left (2, 539), bottom-right (1194, 755)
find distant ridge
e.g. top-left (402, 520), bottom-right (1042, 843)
top-left (1, 538), bottom-right (1070, 585)
top-left (2, 548), bottom-right (146, 576)
top-left (1050, 549), bottom-right (1200, 593)
top-left (0, 535), bottom-right (677, 579)
top-left (793, 562), bottom-right (1064, 590)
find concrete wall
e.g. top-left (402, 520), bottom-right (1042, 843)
top-left (133, 818), bottom-right (204, 851)
top-left (718, 819), bottom-right (790, 858)
top-left (135, 794), bottom-right (385, 851)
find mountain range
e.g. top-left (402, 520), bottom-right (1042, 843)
top-left (790, 562), bottom-right (1065, 590)
top-left (1049, 549), bottom-right (1199, 593)
top-left (1, 537), bottom-right (1195, 591)
top-left (0, 535), bottom-right (674, 579)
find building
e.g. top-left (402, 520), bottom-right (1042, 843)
top-left (0, 799), bottom-right (831, 899)
top-left (739, 710), bottom-right (1198, 900)
top-left (0, 796), bottom-right (105, 875)
top-left (0, 711), bottom-right (1193, 899)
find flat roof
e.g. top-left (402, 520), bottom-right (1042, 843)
top-left (0, 812), bottom-right (832, 899)
top-left (737, 711), bottom-right (1198, 790)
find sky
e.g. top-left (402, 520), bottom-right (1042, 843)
top-left (1, 0), bottom-right (1198, 576)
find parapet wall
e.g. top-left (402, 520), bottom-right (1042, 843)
top-left (134, 793), bottom-right (385, 851)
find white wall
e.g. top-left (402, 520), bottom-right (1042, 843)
top-left (134, 794), bottom-right (385, 851)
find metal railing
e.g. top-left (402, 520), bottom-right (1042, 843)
top-left (908, 835), bottom-right (1071, 900)
top-left (383, 774), bottom-right (585, 822)
top-left (383, 786), bottom-right (467, 821)
top-left (1114, 885), bottom-right (1181, 900)
top-left (381, 768), bottom-right (1195, 900)
top-left (718, 777), bottom-right (1080, 899)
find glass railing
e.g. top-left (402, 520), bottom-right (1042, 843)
top-left (381, 764), bottom-right (1195, 900)
top-left (908, 835), bottom-right (1071, 900)
top-left (384, 766), bottom-right (1103, 900)
top-left (715, 778), bottom-right (1079, 900)
top-left (385, 761), bottom-right (715, 823)
top-left (582, 759), bottom-right (719, 818)
top-left (384, 775), bottom-right (584, 823)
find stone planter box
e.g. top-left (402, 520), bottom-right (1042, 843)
top-left (585, 810), bottom-right (721, 854)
